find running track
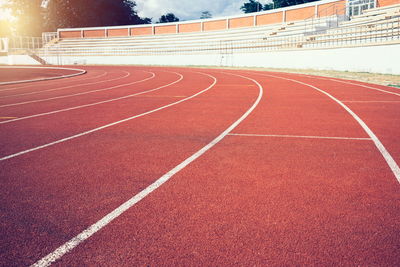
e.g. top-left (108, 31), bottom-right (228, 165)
top-left (0, 66), bottom-right (399, 266)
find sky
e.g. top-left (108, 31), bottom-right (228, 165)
top-left (0, 0), bottom-right (12, 21)
top-left (135, 0), bottom-right (272, 22)
top-left (0, 0), bottom-right (272, 23)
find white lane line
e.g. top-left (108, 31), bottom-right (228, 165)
top-left (0, 71), bottom-right (109, 97)
top-left (0, 71), bottom-right (154, 108)
top-left (30, 71), bottom-right (263, 267)
top-left (228, 133), bottom-right (372, 141)
top-left (0, 70), bottom-right (107, 93)
top-left (0, 66), bottom-right (86, 86)
top-left (255, 72), bottom-right (400, 184)
top-left (298, 74), bottom-right (400, 96)
top-left (0, 71), bottom-right (214, 161)
top-left (342, 100), bottom-right (400, 103)
top-left (0, 72), bottom-right (183, 124)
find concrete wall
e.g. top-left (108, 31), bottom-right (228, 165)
top-left (378, 0), bottom-right (400, 7)
top-left (203, 20), bottom-right (227, 31)
top-left (7, 55), bottom-right (41, 65)
top-left (179, 23), bottom-right (202, 33)
top-left (108, 28), bottom-right (129, 37)
top-left (41, 44), bottom-right (400, 75)
top-left (155, 25), bottom-right (176, 35)
top-left (0, 56), bottom-right (8, 64)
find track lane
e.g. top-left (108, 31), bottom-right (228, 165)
top-left (0, 69), bottom-right (157, 119)
top-left (0, 71), bottom-right (183, 125)
top-left (0, 70), bottom-right (210, 158)
top-left (42, 69), bottom-right (399, 266)
top-left (0, 67), bottom-right (85, 85)
top-left (0, 69), bottom-right (104, 94)
top-left (0, 70), bottom-right (138, 107)
top-left (259, 72), bottom-right (400, 177)
top-left (0, 70), bottom-right (259, 267)
top-left (0, 67), bottom-right (399, 266)
top-left (0, 71), bottom-right (108, 99)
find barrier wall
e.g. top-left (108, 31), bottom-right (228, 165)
top-left (378, 0), bottom-right (400, 6)
top-left (41, 43), bottom-right (400, 75)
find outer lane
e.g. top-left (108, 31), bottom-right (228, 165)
top-left (51, 68), bottom-right (399, 266)
top-left (263, 71), bottom-right (400, 170)
top-left (0, 66), bottom-right (398, 266)
top-left (0, 68), bottom-right (259, 266)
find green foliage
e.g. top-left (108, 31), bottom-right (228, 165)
top-left (200, 11), bottom-right (212, 19)
top-left (3, 0), bottom-right (151, 36)
top-left (273, 0), bottom-right (319, 9)
top-left (240, 0), bottom-right (320, 13)
top-left (0, 20), bottom-right (13, 37)
top-left (158, 13), bottom-right (179, 23)
top-left (240, 0), bottom-right (263, 13)
top-left (4, 0), bottom-right (44, 36)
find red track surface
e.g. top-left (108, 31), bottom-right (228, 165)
top-left (0, 66), bottom-right (399, 266)
top-left (0, 67), bottom-right (83, 84)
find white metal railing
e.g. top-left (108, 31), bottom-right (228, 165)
top-left (5, 15), bottom-right (399, 63)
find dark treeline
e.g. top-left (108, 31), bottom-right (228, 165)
top-left (241, 0), bottom-right (319, 13)
top-left (1, 0), bottom-right (321, 37)
top-left (1, 0), bottom-right (151, 37)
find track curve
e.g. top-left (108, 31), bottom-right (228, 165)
top-left (0, 66), bottom-right (398, 267)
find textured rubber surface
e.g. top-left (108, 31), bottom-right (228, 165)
top-left (0, 66), bottom-right (85, 85)
top-left (0, 66), bottom-right (399, 266)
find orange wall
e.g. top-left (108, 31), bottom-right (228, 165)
top-left (178, 23), bottom-right (201, 33)
top-left (60, 31), bottom-right (81, 38)
top-left (67, 0), bottom-right (397, 38)
top-left (229, 16), bottom-right (254, 28)
top-left (131, 27), bottom-right (152, 36)
top-left (83, 30), bottom-right (105, 38)
top-left (317, 0), bottom-right (346, 17)
top-left (286, 6), bottom-right (315, 21)
top-left (155, 25), bottom-right (176, 35)
top-left (256, 12), bottom-right (283, 25)
top-left (378, 0), bottom-right (400, 6)
top-left (204, 20), bottom-right (227, 31)
top-left (108, 28), bottom-right (129, 37)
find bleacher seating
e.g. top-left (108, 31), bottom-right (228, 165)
top-left (37, 4), bottom-right (400, 58)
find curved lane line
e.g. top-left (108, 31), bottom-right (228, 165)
top-left (0, 71), bottom-right (109, 97)
top-left (0, 66), bottom-right (86, 86)
top-left (0, 71), bottom-right (215, 161)
top-left (325, 78), bottom-right (400, 95)
top-left (0, 71), bottom-right (154, 108)
top-left (0, 70), bottom-right (107, 93)
top-left (30, 71), bottom-right (263, 267)
top-left (0, 71), bottom-right (183, 124)
top-left (296, 74), bottom-right (400, 97)
top-left (255, 72), bottom-right (400, 184)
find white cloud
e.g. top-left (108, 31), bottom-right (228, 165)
top-left (135, 0), bottom-right (271, 22)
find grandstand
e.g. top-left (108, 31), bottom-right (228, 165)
top-left (1, 0), bottom-right (400, 73)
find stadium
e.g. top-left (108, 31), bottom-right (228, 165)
top-left (0, 0), bottom-right (399, 266)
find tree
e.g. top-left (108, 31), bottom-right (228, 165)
top-left (4, 0), bottom-right (151, 36)
top-left (263, 3), bottom-right (274, 11)
top-left (200, 11), bottom-right (212, 19)
top-left (272, 0), bottom-right (319, 8)
top-left (240, 0), bottom-right (319, 13)
top-left (4, 0), bottom-right (44, 36)
top-left (158, 13), bottom-right (179, 23)
top-left (44, 0), bottom-right (151, 31)
top-left (240, 0), bottom-right (263, 13)
top-left (0, 20), bottom-right (14, 37)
